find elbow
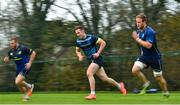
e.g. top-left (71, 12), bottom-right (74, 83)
top-left (103, 40), bottom-right (106, 47)
top-left (76, 51), bottom-right (81, 56)
top-left (32, 51), bottom-right (36, 56)
top-left (76, 49), bottom-right (80, 54)
top-left (146, 44), bottom-right (152, 49)
top-left (143, 42), bottom-right (152, 49)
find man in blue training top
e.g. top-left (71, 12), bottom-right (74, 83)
top-left (75, 25), bottom-right (127, 100)
top-left (131, 13), bottom-right (169, 97)
top-left (4, 37), bottom-right (36, 101)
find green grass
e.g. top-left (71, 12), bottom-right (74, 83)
top-left (0, 91), bottom-right (179, 104)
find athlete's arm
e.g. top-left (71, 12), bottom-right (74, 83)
top-left (76, 47), bottom-right (84, 61)
top-left (25, 50), bottom-right (36, 70)
top-left (132, 31), bottom-right (152, 49)
top-left (29, 51), bottom-right (36, 64)
top-left (93, 38), bottom-right (106, 59)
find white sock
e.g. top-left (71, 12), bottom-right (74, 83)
top-left (25, 82), bottom-right (32, 89)
top-left (163, 91), bottom-right (169, 95)
top-left (23, 94), bottom-right (30, 99)
top-left (118, 84), bottom-right (121, 89)
top-left (91, 90), bottom-right (95, 95)
top-left (143, 81), bottom-right (150, 88)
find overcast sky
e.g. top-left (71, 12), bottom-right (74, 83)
top-left (46, 0), bottom-right (79, 21)
top-left (46, 0), bottom-right (179, 21)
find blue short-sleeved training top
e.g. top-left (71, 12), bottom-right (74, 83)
top-left (8, 45), bottom-right (33, 70)
top-left (137, 26), bottom-right (161, 58)
top-left (76, 34), bottom-right (100, 60)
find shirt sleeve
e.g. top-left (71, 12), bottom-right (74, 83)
top-left (8, 51), bottom-right (12, 59)
top-left (145, 29), bottom-right (155, 44)
top-left (22, 46), bottom-right (33, 55)
top-left (91, 35), bottom-right (99, 44)
top-left (76, 41), bottom-right (80, 47)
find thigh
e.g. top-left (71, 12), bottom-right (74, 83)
top-left (133, 61), bottom-right (147, 70)
top-left (133, 56), bottom-right (148, 71)
top-left (15, 74), bottom-right (25, 84)
top-left (86, 63), bottom-right (100, 75)
top-left (95, 67), bottom-right (108, 79)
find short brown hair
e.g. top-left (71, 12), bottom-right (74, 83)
top-left (136, 13), bottom-right (147, 22)
top-left (74, 25), bottom-right (85, 31)
top-left (9, 37), bottom-right (18, 42)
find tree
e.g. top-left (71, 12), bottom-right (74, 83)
top-left (16, 0), bottom-right (56, 85)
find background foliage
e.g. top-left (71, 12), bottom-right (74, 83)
top-left (0, 0), bottom-right (179, 92)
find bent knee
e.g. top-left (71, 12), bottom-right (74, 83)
top-left (15, 79), bottom-right (21, 85)
top-left (132, 61), bottom-right (144, 74)
top-left (15, 78), bottom-right (23, 85)
top-left (132, 67), bottom-right (140, 75)
top-left (86, 72), bottom-right (94, 78)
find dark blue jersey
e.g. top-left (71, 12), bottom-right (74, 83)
top-left (137, 26), bottom-right (161, 58)
top-left (76, 34), bottom-right (100, 60)
top-left (8, 45), bottom-right (33, 71)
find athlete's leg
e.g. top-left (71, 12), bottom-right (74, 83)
top-left (132, 61), bottom-right (149, 83)
top-left (85, 63), bottom-right (99, 100)
top-left (153, 71), bottom-right (169, 97)
top-left (132, 61), bottom-right (150, 94)
top-left (15, 73), bottom-right (33, 101)
top-left (155, 76), bottom-right (168, 92)
top-left (15, 74), bottom-right (27, 93)
top-left (15, 74), bottom-right (32, 91)
top-left (95, 67), bottom-right (127, 96)
top-left (96, 67), bottom-right (119, 87)
top-left (15, 74), bottom-right (30, 101)
top-left (86, 63), bottom-right (99, 93)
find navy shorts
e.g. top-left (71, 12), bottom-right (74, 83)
top-left (89, 56), bottom-right (104, 68)
top-left (137, 56), bottom-right (162, 72)
top-left (16, 68), bottom-right (30, 78)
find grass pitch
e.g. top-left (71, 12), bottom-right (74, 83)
top-left (0, 91), bottom-right (179, 104)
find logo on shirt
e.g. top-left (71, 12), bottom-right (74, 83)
top-left (18, 51), bottom-right (22, 55)
top-left (141, 33), bottom-right (145, 38)
top-left (10, 53), bottom-right (13, 56)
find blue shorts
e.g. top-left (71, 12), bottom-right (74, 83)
top-left (89, 56), bottom-right (104, 68)
top-left (137, 56), bottom-right (162, 72)
top-left (16, 68), bottom-right (30, 78)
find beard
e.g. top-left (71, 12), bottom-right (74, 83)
top-left (137, 25), bottom-right (145, 30)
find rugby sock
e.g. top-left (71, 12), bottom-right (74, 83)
top-left (118, 84), bottom-right (121, 89)
top-left (163, 91), bottom-right (169, 95)
top-left (143, 81), bottom-right (150, 88)
top-left (90, 90), bottom-right (95, 95)
top-left (24, 82), bottom-right (32, 89)
top-left (163, 91), bottom-right (170, 97)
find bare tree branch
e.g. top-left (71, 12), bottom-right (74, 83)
top-left (76, 0), bottom-right (91, 31)
top-left (53, 4), bottom-right (81, 23)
